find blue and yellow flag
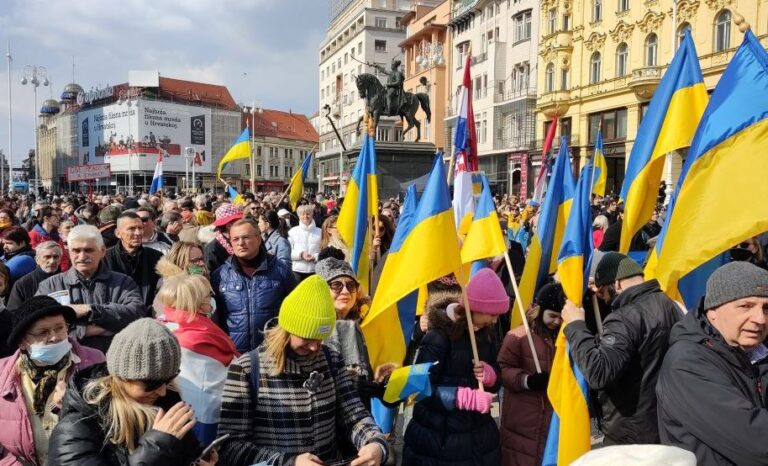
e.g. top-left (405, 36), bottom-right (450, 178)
top-left (382, 362), bottom-right (435, 404)
top-left (646, 29), bottom-right (768, 304)
top-left (337, 135), bottom-right (378, 294)
top-left (513, 138), bottom-right (575, 327)
top-left (557, 164), bottom-right (595, 305)
top-left (217, 128), bottom-right (251, 179)
top-left (461, 175), bottom-right (506, 264)
top-left (619, 30), bottom-right (708, 253)
top-left (225, 185), bottom-right (245, 206)
top-left (289, 152), bottom-right (313, 210)
top-left (592, 129), bottom-right (607, 197)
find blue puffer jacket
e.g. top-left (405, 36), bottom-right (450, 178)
top-left (212, 249), bottom-right (296, 353)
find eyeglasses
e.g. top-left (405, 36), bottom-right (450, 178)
top-left (141, 374), bottom-right (178, 392)
top-left (189, 256), bottom-right (205, 265)
top-left (27, 324), bottom-right (70, 340)
top-left (231, 235), bottom-right (259, 244)
top-left (329, 280), bottom-right (359, 294)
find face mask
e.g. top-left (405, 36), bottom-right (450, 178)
top-left (187, 265), bottom-right (206, 275)
top-left (28, 339), bottom-right (72, 366)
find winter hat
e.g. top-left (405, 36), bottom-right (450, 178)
top-left (315, 257), bottom-right (356, 283)
top-left (595, 252), bottom-right (629, 287)
top-left (278, 275), bottom-right (336, 340)
top-left (122, 198), bottom-right (140, 210)
top-left (98, 205), bottom-right (123, 225)
top-left (616, 256), bottom-right (644, 282)
top-left (536, 282), bottom-right (566, 313)
top-left (465, 268), bottom-right (510, 315)
top-left (213, 203), bottom-right (243, 227)
top-left (7, 296), bottom-right (76, 346)
top-left (107, 318), bottom-right (181, 381)
top-left (704, 261), bottom-right (768, 310)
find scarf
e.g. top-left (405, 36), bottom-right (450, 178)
top-left (21, 353), bottom-right (71, 416)
top-left (215, 230), bottom-right (234, 255)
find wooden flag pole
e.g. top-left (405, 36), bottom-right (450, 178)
top-left (457, 267), bottom-right (484, 392)
top-left (503, 251), bottom-right (543, 373)
top-left (592, 293), bottom-right (604, 336)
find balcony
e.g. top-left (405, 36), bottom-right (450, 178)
top-left (471, 52), bottom-right (488, 65)
top-left (629, 66), bottom-right (661, 99)
top-left (536, 90), bottom-right (571, 118)
top-left (493, 87), bottom-right (537, 104)
top-left (444, 105), bottom-right (456, 118)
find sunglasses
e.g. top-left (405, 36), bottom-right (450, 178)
top-left (329, 280), bottom-right (359, 294)
top-left (138, 216), bottom-right (151, 223)
top-left (141, 375), bottom-right (177, 392)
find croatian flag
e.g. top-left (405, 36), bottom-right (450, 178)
top-left (452, 54), bottom-right (478, 234)
top-left (149, 153), bottom-right (163, 194)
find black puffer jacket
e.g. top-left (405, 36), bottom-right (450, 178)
top-left (564, 279), bottom-right (681, 444)
top-left (402, 304), bottom-right (502, 466)
top-left (657, 304), bottom-right (768, 465)
top-left (48, 363), bottom-right (201, 466)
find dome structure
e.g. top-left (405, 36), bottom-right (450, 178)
top-left (40, 99), bottom-right (60, 115)
top-left (60, 82), bottom-right (83, 101)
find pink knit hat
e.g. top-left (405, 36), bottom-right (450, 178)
top-left (465, 268), bottom-right (510, 315)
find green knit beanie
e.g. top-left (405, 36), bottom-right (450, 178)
top-left (279, 275), bottom-right (336, 340)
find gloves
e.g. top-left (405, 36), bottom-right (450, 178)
top-left (480, 362), bottom-right (497, 387)
top-left (526, 372), bottom-right (550, 391)
top-left (455, 386), bottom-right (493, 414)
top-left (356, 378), bottom-right (386, 400)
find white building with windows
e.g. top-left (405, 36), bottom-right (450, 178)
top-left (444, 0), bottom-right (540, 194)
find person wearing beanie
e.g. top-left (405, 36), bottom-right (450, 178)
top-left (498, 282), bottom-right (565, 466)
top-left (561, 252), bottom-right (682, 446)
top-left (657, 261), bottom-right (768, 465)
top-left (0, 296), bottom-right (104, 466)
top-left (217, 275), bottom-right (389, 466)
top-left (403, 268), bottom-right (504, 466)
top-left (48, 318), bottom-right (209, 466)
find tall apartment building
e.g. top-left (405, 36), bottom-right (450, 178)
top-left (535, 0), bottom-right (767, 197)
top-left (443, 0), bottom-right (540, 194)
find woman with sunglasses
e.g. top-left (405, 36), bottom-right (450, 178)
top-left (49, 318), bottom-right (213, 466)
top-left (0, 296), bottom-right (104, 465)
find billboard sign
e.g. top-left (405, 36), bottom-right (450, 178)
top-left (66, 163), bottom-right (112, 182)
top-left (78, 101), bottom-right (213, 173)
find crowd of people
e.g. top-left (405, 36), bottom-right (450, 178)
top-left (0, 186), bottom-right (764, 466)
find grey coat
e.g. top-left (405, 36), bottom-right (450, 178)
top-left (263, 230), bottom-right (292, 267)
top-left (36, 263), bottom-right (146, 352)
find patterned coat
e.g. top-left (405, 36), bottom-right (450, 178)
top-left (217, 346), bottom-right (388, 466)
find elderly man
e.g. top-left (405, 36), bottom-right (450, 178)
top-left (160, 211), bottom-right (184, 243)
top-left (7, 241), bottom-right (63, 310)
top-left (212, 218), bottom-right (295, 352)
top-left (104, 212), bottom-right (163, 310)
top-left (136, 206), bottom-right (171, 254)
top-left (36, 225), bottom-right (145, 352)
top-left (657, 261), bottom-right (768, 465)
top-left (98, 205), bottom-right (122, 249)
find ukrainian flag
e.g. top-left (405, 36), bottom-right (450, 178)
top-left (289, 152), bottom-right (313, 210)
top-left (217, 128), bottom-right (251, 179)
top-left (225, 185), bottom-right (245, 206)
top-left (461, 175), bottom-right (506, 264)
top-left (619, 30), bottom-right (708, 253)
top-left (646, 29), bottom-right (768, 304)
top-left (557, 164), bottom-right (595, 305)
top-left (337, 135), bottom-right (378, 294)
top-left (513, 138), bottom-right (575, 327)
top-left (592, 129), bottom-right (607, 197)
top-left (382, 362), bottom-right (435, 404)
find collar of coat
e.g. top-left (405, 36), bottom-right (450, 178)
top-left (62, 262), bottom-right (111, 285)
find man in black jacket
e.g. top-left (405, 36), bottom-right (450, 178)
top-left (104, 212), bottom-right (162, 310)
top-left (562, 252), bottom-right (682, 445)
top-left (6, 240), bottom-right (62, 310)
top-left (657, 261), bottom-right (768, 465)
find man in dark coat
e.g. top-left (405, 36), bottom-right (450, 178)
top-left (657, 262), bottom-right (768, 465)
top-left (561, 252), bottom-right (682, 445)
top-left (103, 212), bottom-right (162, 310)
top-left (7, 240), bottom-right (62, 310)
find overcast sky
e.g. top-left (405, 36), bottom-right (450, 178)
top-left (0, 0), bottom-right (328, 167)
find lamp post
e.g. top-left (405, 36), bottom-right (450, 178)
top-left (243, 102), bottom-right (262, 193)
top-left (184, 147), bottom-right (195, 193)
top-left (5, 42), bottom-right (11, 193)
top-left (21, 65), bottom-right (48, 194)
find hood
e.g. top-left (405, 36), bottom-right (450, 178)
top-left (426, 290), bottom-right (462, 335)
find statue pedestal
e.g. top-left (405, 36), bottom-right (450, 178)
top-left (343, 141), bottom-right (437, 200)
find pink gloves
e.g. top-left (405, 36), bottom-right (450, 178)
top-left (480, 362), bottom-right (497, 386)
top-left (455, 387), bottom-right (493, 414)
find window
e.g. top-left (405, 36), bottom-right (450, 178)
top-left (545, 63), bottom-right (555, 92)
top-left (256, 165), bottom-right (262, 177)
top-left (616, 43), bottom-right (629, 76)
top-left (375, 40), bottom-right (386, 52)
top-left (321, 89), bottom-right (324, 99)
top-left (560, 68), bottom-right (568, 90)
top-left (548, 9), bottom-right (557, 34)
top-left (284, 166), bottom-right (292, 178)
top-left (513, 10), bottom-right (532, 42)
top-left (590, 52), bottom-right (601, 84)
top-left (474, 77), bottom-right (482, 100)
top-left (593, 0), bottom-right (602, 21)
top-left (618, 0), bottom-right (629, 12)
top-left (483, 74), bottom-right (488, 98)
top-left (645, 33), bottom-right (658, 66)
top-left (588, 108), bottom-right (628, 142)
top-left (563, 14), bottom-right (570, 31)
top-left (344, 53), bottom-right (348, 64)
top-left (395, 17), bottom-right (403, 28)
top-left (350, 47), bottom-right (355, 58)
top-left (677, 23), bottom-right (692, 49)
top-left (715, 10), bottom-right (731, 52)
top-left (358, 42), bottom-right (362, 55)
top-left (375, 17), bottom-right (387, 28)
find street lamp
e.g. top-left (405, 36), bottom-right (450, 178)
top-left (243, 102), bottom-right (262, 193)
top-left (21, 64), bottom-right (49, 193)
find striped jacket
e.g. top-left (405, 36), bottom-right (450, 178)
top-left (217, 346), bottom-right (388, 466)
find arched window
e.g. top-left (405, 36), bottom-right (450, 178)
top-left (677, 22), bottom-right (692, 50)
top-left (590, 52), bottom-right (601, 84)
top-left (715, 10), bottom-right (731, 52)
top-left (545, 63), bottom-right (555, 92)
top-left (645, 33), bottom-right (658, 66)
top-left (616, 43), bottom-right (629, 76)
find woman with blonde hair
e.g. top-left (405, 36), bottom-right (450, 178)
top-left (287, 204), bottom-right (322, 282)
top-left (320, 215), bottom-right (349, 260)
top-left (48, 318), bottom-right (216, 465)
top-left (158, 273), bottom-right (238, 445)
top-left (217, 275), bottom-right (388, 466)
top-left (153, 241), bottom-right (208, 317)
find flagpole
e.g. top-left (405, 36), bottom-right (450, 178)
top-left (457, 267), bottom-right (484, 391)
top-left (588, 123), bottom-right (601, 198)
top-left (591, 293), bottom-right (604, 336)
top-left (503, 251), bottom-right (542, 373)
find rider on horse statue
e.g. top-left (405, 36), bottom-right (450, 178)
top-left (374, 59), bottom-right (405, 115)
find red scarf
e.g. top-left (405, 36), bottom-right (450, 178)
top-left (164, 307), bottom-right (239, 366)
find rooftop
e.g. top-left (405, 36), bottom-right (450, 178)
top-left (243, 109), bottom-right (319, 144)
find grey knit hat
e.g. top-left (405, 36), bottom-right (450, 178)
top-left (616, 256), bottom-right (644, 282)
top-left (106, 318), bottom-right (181, 381)
top-left (315, 257), bottom-right (357, 283)
top-left (704, 261), bottom-right (768, 310)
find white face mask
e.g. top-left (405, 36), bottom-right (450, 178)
top-left (28, 339), bottom-right (72, 366)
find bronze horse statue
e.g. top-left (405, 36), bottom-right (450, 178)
top-left (355, 74), bottom-right (431, 142)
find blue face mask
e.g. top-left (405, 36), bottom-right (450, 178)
top-left (28, 339), bottom-right (72, 366)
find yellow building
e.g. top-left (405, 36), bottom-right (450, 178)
top-left (535, 0), bottom-right (767, 197)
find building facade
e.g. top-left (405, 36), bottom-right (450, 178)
top-left (535, 0), bottom-right (767, 197)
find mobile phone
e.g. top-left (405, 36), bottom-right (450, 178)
top-left (197, 434), bottom-right (230, 462)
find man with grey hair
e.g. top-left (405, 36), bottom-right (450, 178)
top-left (136, 206), bottom-right (172, 254)
top-left (7, 240), bottom-right (63, 310)
top-left (36, 224), bottom-right (145, 352)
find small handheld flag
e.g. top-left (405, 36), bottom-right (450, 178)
top-left (149, 154), bottom-right (163, 195)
